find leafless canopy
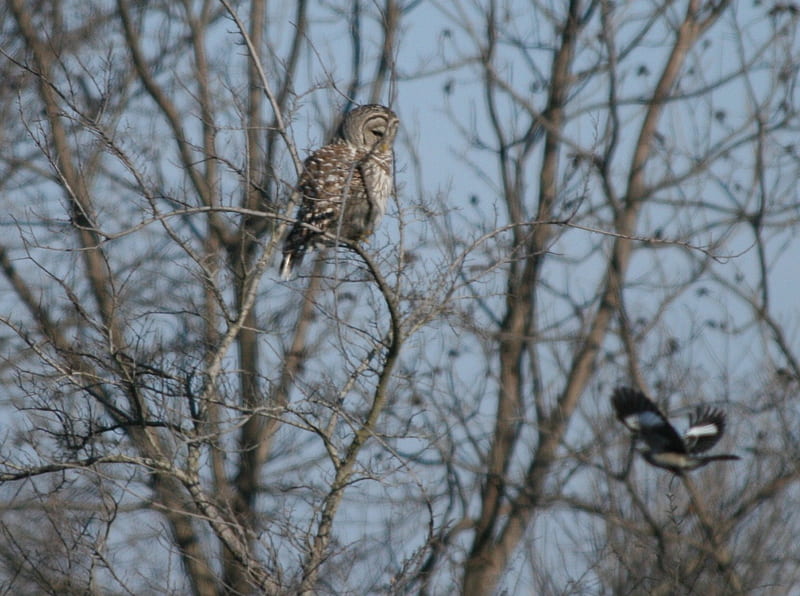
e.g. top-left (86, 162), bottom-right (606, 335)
top-left (1, 1), bottom-right (800, 595)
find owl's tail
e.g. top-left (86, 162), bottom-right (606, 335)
top-left (279, 253), bottom-right (294, 281)
top-left (279, 249), bottom-right (304, 281)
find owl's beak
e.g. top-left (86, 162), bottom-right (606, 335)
top-left (378, 123), bottom-right (398, 151)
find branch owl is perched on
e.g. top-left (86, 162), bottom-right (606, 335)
top-left (279, 104), bottom-right (400, 280)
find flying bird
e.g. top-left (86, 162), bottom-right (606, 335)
top-left (611, 386), bottom-right (740, 473)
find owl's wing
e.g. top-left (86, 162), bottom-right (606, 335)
top-left (280, 145), bottom-right (350, 279)
top-left (286, 144), bottom-right (352, 241)
top-left (611, 387), bottom-right (686, 454)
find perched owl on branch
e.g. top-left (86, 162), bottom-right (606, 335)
top-left (280, 104), bottom-right (400, 280)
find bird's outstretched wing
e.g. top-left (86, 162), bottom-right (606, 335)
top-left (685, 406), bottom-right (726, 454)
top-left (611, 387), bottom-right (686, 454)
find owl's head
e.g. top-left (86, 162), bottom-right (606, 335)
top-left (340, 104), bottom-right (399, 151)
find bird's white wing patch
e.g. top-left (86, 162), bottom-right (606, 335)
top-left (622, 411), bottom-right (662, 431)
top-left (686, 422), bottom-right (719, 438)
top-left (621, 413), bottom-right (641, 431)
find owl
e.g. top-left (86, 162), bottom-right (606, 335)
top-left (279, 104), bottom-right (400, 280)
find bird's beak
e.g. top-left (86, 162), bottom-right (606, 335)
top-left (379, 123), bottom-right (398, 151)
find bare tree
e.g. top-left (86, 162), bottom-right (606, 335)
top-left (1, 1), bottom-right (800, 595)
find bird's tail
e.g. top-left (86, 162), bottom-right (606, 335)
top-left (703, 454), bottom-right (740, 462)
